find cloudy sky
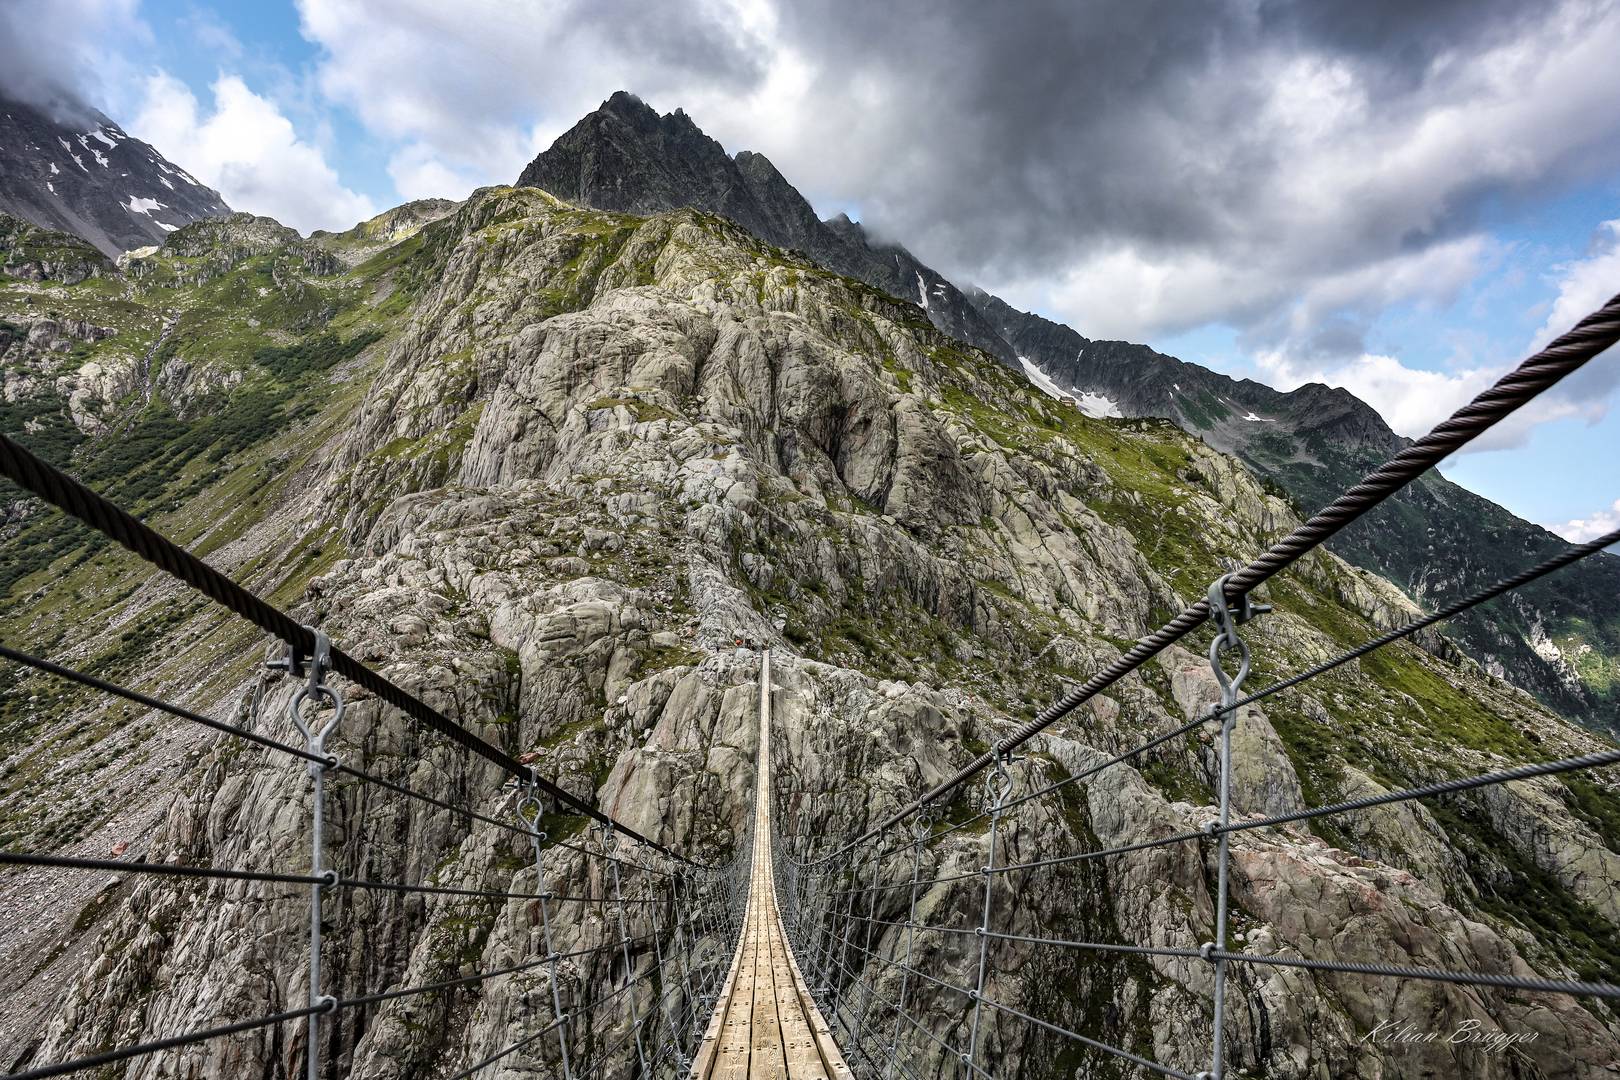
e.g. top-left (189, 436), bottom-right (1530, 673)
top-left (3, 0), bottom-right (1617, 541)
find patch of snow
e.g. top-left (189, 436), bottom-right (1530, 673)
top-left (1172, 383), bottom-right (1181, 391)
top-left (155, 221), bottom-right (177, 232)
top-left (76, 134), bottom-right (109, 168)
top-left (1076, 391), bottom-right (1123, 419)
top-left (48, 162), bottom-right (58, 175)
top-left (70, 153), bottom-right (88, 172)
top-left (1019, 356), bottom-right (1067, 399)
top-left (125, 195), bottom-right (166, 216)
top-left (159, 176), bottom-right (173, 190)
top-left (1241, 411), bottom-right (1276, 423)
top-left (57, 136), bottom-right (71, 151)
top-left (1018, 356), bottom-right (1124, 419)
top-left (916, 272), bottom-right (930, 312)
top-left (46, 182), bottom-right (55, 194)
top-left (87, 128), bottom-right (117, 150)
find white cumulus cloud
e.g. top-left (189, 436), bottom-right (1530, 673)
top-left (1546, 498), bottom-right (1620, 545)
top-left (1533, 220), bottom-right (1620, 352)
top-left (1250, 215), bottom-right (1620, 452)
top-left (1257, 349), bottom-right (1500, 440)
top-left (129, 72), bottom-right (375, 234)
top-left (294, 0), bottom-right (766, 201)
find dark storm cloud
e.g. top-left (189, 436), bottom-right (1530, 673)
top-left (754, 0), bottom-right (1620, 346)
top-left (571, 0), bottom-right (765, 96)
top-left (0, 0), bottom-right (133, 121)
top-left (776, 0), bottom-right (1548, 267)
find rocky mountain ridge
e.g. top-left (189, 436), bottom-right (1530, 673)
top-left (518, 91), bottom-right (1018, 369)
top-left (515, 92), bottom-right (1620, 734)
top-left (0, 92), bottom-right (230, 257)
top-left (970, 291), bottom-right (1620, 730)
top-left (0, 189), bottom-right (1617, 1077)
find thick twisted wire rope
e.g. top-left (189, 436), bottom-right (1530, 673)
top-left (0, 434), bottom-right (707, 868)
top-left (812, 290), bottom-right (1620, 862)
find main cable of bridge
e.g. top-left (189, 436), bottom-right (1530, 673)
top-left (814, 287), bottom-right (1620, 863)
top-left (0, 392), bottom-right (743, 1073)
top-left (0, 432), bottom-right (706, 869)
top-left (778, 290), bottom-right (1620, 1080)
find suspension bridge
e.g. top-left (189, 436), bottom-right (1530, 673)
top-left (0, 292), bottom-right (1617, 1080)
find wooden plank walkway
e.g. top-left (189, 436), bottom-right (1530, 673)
top-left (690, 652), bottom-right (852, 1080)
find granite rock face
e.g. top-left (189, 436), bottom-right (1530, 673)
top-left (522, 90), bottom-right (1620, 737)
top-left (518, 92), bottom-right (1018, 369)
top-left (4, 187), bottom-right (1619, 1079)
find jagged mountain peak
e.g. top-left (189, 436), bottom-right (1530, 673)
top-left (516, 88), bottom-right (1620, 727)
top-left (0, 91), bottom-right (229, 257)
top-left (516, 90), bottom-right (1021, 366)
top-left (6, 181), bottom-right (1619, 1077)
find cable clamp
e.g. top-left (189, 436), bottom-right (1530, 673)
top-left (988, 750), bottom-right (1016, 807)
top-left (1199, 941), bottom-right (1215, 961)
top-left (286, 627), bottom-right (342, 753)
top-left (1206, 576), bottom-right (1259, 701)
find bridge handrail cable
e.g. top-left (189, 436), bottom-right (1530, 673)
top-left (778, 291), bottom-right (1620, 1080)
top-left (818, 289), bottom-right (1620, 863)
top-left (0, 432), bottom-right (701, 867)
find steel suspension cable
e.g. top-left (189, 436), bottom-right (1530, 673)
top-left (818, 291), bottom-right (1620, 860)
top-left (820, 520), bottom-right (1620, 871)
top-left (0, 643), bottom-right (682, 886)
top-left (0, 851), bottom-right (669, 905)
top-left (0, 433), bottom-right (706, 868)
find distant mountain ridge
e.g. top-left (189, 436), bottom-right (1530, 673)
top-left (968, 290), bottom-right (1620, 725)
top-left (516, 92), bottom-right (1620, 729)
top-left (0, 93), bottom-right (229, 257)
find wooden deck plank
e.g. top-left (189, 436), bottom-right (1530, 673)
top-left (691, 651), bottom-right (851, 1080)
